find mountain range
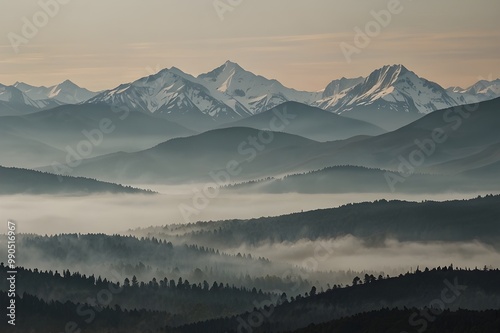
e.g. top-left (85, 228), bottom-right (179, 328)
top-left (0, 103), bottom-right (194, 168)
top-left (41, 97), bottom-right (500, 192)
top-left (448, 79), bottom-right (500, 101)
top-left (88, 62), bottom-right (495, 131)
top-left (2, 62), bottom-right (499, 132)
top-left (0, 83), bottom-right (61, 116)
top-left (14, 80), bottom-right (99, 104)
top-left (3, 62), bottom-right (500, 193)
top-left (0, 80), bottom-right (99, 116)
top-left (314, 64), bottom-right (479, 130)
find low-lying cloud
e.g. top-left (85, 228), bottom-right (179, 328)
top-left (226, 236), bottom-right (500, 273)
top-left (0, 188), bottom-right (491, 235)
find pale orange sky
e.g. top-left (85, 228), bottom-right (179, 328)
top-left (1, 0), bottom-right (499, 92)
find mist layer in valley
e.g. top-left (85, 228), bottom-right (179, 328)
top-left (1, 190), bottom-right (495, 234)
top-left (2, 191), bottom-right (499, 294)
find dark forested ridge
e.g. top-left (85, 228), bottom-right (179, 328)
top-left (0, 165), bottom-right (155, 195)
top-left (133, 194), bottom-right (500, 248)
top-left (0, 291), bottom-right (169, 333)
top-left (0, 263), bottom-right (277, 326)
top-left (2, 266), bottom-right (499, 332)
top-left (1, 234), bottom-right (321, 293)
top-left (171, 268), bottom-right (500, 333)
top-left (284, 308), bottom-right (500, 333)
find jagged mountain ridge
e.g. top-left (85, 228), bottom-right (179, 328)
top-left (198, 60), bottom-right (322, 115)
top-left (5, 63), bottom-right (498, 133)
top-left (88, 62), bottom-right (496, 131)
top-left (314, 64), bottom-right (482, 129)
top-left (448, 78), bottom-right (500, 101)
top-left (86, 66), bottom-right (252, 130)
top-left (14, 79), bottom-right (99, 104)
top-left (0, 83), bottom-right (61, 116)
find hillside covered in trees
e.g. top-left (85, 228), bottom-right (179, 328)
top-left (133, 195), bottom-right (500, 248)
top-left (0, 263), bottom-right (278, 326)
top-left (172, 268), bottom-right (500, 333)
top-left (3, 266), bottom-right (497, 332)
top-left (0, 165), bottom-right (154, 195)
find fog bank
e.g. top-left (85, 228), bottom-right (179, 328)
top-left (0, 188), bottom-right (495, 234)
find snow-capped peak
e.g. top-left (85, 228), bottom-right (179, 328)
top-left (315, 64), bottom-right (467, 117)
top-left (322, 76), bottom-right (364, 98)
top-left (448, 78), bottom-right (500, 102)
top-left (0, 83), bottom-right (60, 112)
top-left (362, 64), bottom-right (410, 92)
top-left (198, 61), bottom-right (322, 115)
top-left (13, 80), bottom-right (98, 104)
top-left (223, 60), bottom-right (243, 70)
top-left (88, 66), bottom-right (251, 122)
top-left (467, 79), bottom-right (500, 96)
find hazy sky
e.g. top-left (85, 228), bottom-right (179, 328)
top-left (1, 0), bottom-right (499, 91)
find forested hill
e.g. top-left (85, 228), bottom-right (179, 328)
top-left (284, 308), bottom-right (500, 333)
top-left (134, 194), bottom-right (500, 247)
top-left (0, 291), bottom-right (169, 333)
top-left (2, 234), bottom-right (320, 294)
top-left (0, 263), bottom-right (278, 326)
top-left (2, 291), bottom-right (498, 333)
top-left (2, 266), bottom-right (499, 332)
top-left (172, 268), bottom-right (500, 333)
top-left (0, 165), bottom-right (154, 195)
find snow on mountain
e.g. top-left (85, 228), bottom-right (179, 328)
top-left (321, 77), bottom-right (364, 99)
top-left (0, 84), bottom-right (31, 104)
top-left (447, 79), bottom-right (500, 102)
top-left (12, 82), bottom-right (50, 101)
top-left (18, 62), bottom-right (491, 132)
top-left (198, 60), bottom-right (322, 115)
top-left (468, 79), bottom-right (500, 97)
top-left (316, 64), bottom-right (474, 115)
top-left (0, 83), bottom-right (61, 115)
top-left (447, 86), bottom-right (465, 94)
top-left (14, 80), bottom-right (98, 104)
top-left (89, 60), bottom-right (323, 125)
top-left (88, 67), bottom-right (251, 125)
